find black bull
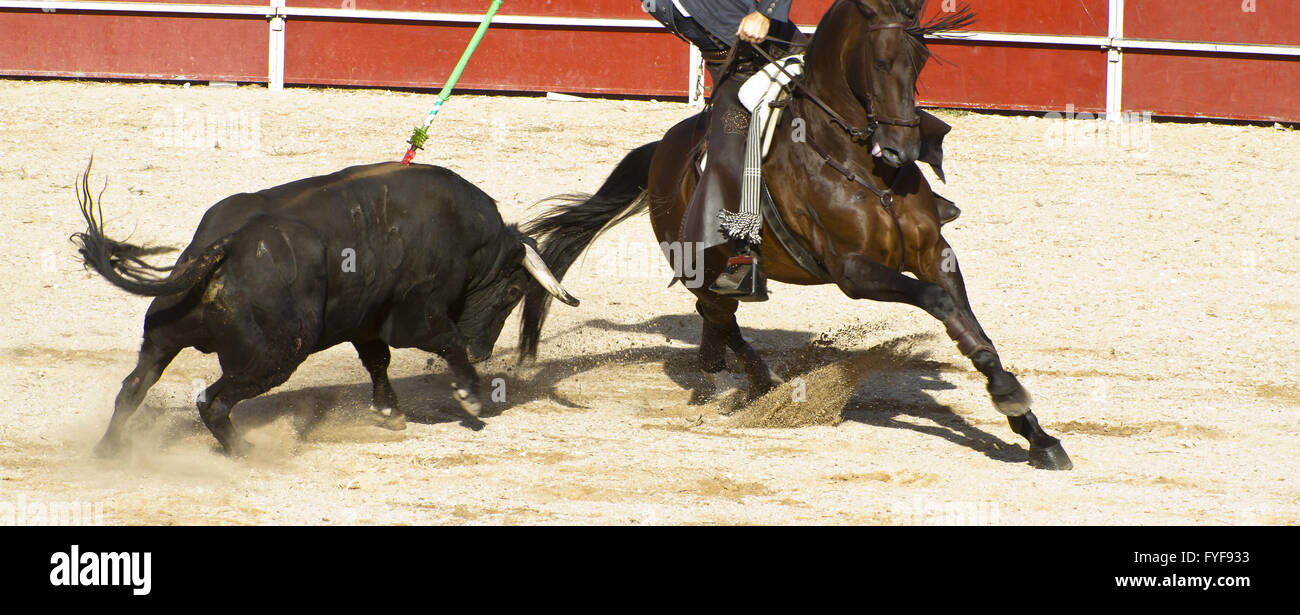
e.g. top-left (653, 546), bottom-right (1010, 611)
top-left (74, 161), bottom-right (579, 457)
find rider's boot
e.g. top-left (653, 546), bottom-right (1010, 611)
top-left (710, 242), bottom-right (768, 301)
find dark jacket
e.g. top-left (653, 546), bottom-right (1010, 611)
top-left (674, 0), bottom-right (794, 47)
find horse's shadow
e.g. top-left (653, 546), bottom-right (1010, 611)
top-left (140, 314), bottom-right (1027, 464)
top-left (837, 358), bottom-right (1030, 465)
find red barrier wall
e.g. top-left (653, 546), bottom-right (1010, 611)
top-left (2, 1), bottom-right (1297, 121)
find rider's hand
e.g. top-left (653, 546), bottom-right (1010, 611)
top-left (736, 11), bottom-right (771, 44)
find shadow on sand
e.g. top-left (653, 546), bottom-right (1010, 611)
top-left (132, 314), bottom-right (1027, 464)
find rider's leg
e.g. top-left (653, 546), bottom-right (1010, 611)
top-left (685, 70), bottom-right (768, 300)
top-left (646, 1), bottom-right (769, 300)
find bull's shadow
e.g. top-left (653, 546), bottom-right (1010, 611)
top-left (141, 314), bottom-right (1027, 464)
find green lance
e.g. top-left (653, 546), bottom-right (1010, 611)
top-left (402, 0), bottom-right (504, 165)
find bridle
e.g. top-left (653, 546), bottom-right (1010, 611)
top-left (753, 19), bottom-right (923, 144)
top-left (740, 14), bottom-right (926, 271)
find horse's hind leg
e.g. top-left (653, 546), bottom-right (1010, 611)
top-left (695, 292), bottom-right (780, 401)
top-left (95, 338), bottom-right (180, 458)
top-left (839, 252), bottom-right (1072, 470)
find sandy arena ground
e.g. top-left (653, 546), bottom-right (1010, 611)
top-left (0, 79), bottom-right (1297, 525)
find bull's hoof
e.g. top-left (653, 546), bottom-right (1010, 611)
top-left (372, 406), bottom-right (407, 431)
top-left (1029, 443), bottom-right (1073, 471)
top-left (453, 389), bottom-right (482, 418)
top-left (222, 439), bottom-right (254, 458)
top-left (378, 412), bottom-right (407, 431)
top-left (93, 437), bottom-right (129, 459)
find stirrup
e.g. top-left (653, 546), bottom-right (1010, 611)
top-left (709, 254), bottom-right (768, 301)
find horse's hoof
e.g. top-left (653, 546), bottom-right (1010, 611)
top-left (700, 371), bottom-right (745, 413)
top-left (990, 383), bottom-right (1032, 417)
top-left (744, 371), bottom-right (783, 400)
top-left (710, 383), bottom-right (744, 410)
top-left (1029, 443), bottom-right (1073, 471)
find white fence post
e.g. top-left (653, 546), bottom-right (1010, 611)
top-left (269, 0), bottom-right (285, 91)
top-left (1106, 0), bottom-right (1124, 121)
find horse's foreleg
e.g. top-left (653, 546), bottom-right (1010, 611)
top-left (838, 251), bottom-right (1072, 470)
top-left (695, 293), bottom-right (780, 400)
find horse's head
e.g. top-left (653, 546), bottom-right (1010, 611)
top-left (825, 0), bottom-right (974, 167)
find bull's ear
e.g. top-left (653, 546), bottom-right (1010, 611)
top-left (518, 233), bottom-right (540, 251)
top-left (918, 108), bottom-right (951, 182)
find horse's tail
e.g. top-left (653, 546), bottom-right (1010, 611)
top-left (517, 140), bottom-right (659, 361)
top-left (71, 160), bottom-right (230, 298)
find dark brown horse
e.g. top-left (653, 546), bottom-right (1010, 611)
top-left (520, 0), bottom-right (1071, 470)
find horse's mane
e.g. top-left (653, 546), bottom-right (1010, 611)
top-left (897, 0), bottom-right (977, 69)
top-left (820, 1), bottom-right (977, 55)
top-left (905, 0), bottom-right (977, 40)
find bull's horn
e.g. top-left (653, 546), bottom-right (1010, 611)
top-left (521, 243), bottom-right (580, 307)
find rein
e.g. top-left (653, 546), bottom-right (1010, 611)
top-left (801, 127), bottom-right (910, 271)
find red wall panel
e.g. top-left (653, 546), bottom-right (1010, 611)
top-left (1121, 1), bottom-right (1300, 122)
top-left (0, 11), bottom-right (267, 82)
top-left (1123, 51), bottom-right (1300, 122)
top-left (918, 42), bottom-right (1108, 112)
top-left (1125, 0), bottom-right (1300, 46)
top-left (787, 1), bottom-right (1110, 114)
top-left (100, 0), bottom-right (267, 4)
top-left (2, 2), bottom-right (1297, 121)
top-left (920, 0), bottom-right (1108, 35)
top-left (288, 0), bottom-right (659, 18)
top-left (285, 19), bottom-right (687, 95)
top-left (793, 0), bottom-right (1108, 34)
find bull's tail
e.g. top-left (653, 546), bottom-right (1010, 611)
top-left (517, 140), bottom-right (659, 360)
top-left (71, 160), bottom-right (230, 297)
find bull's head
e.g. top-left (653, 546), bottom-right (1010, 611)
top-left (458, 237), bottom-right (577, 363)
